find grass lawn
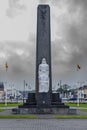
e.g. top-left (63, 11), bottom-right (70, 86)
top-left (0, 115), bottom-right (37, 119)
top-left (54, 115), bottom-right (87, 119)
top-left (0, 109), bottom-right (5, 112)
top-left (80, 109), bottom-right (87, 112)
top-left (65, 102), bottom-right (87, 108)
top-left (0, 102), bottom-right (23, 107)
top-left (65, 102), bottom-right (87, 113)
top-left (0, 114), bottom-right (87, 119)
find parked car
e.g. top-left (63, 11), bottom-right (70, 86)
top-left (68, 97), bottom-right (77, 103)
top-left (82, 98), bottom-right (87, 103)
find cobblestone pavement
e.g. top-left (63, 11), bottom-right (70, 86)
top-left (0, 119), bottom-right (87, 130)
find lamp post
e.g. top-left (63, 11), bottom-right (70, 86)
top-left (11, 83), bottom-right (14, 102)
top-left (77, 82), bottom-right (80, 107)
top-left (76, 64), bottom-right (81, 107)
top-left (23, 80), bottom-right (25, 104)
top-left (77, 81), bottom-right (85, 107)
top-left (4, 82), bottom-right (7, 106)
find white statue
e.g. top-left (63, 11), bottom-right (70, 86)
top-left (38, 58), bottom-right (49, 92)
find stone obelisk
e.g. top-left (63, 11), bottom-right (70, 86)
top-left (18, 5), bottom-right (69, 114)
top-left (36, 5), bottom-right (52, 107)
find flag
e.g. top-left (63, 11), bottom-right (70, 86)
top-left (5, 62), bottom-right (8, 72)
top-left (77, 64), bottom-right (81, 70)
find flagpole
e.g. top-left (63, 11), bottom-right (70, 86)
top-left (77, 64), bottom-right (81, 107)
top-left (5, 62), bottom-right (8, 106)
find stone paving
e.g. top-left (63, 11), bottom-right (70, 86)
top-left (0, 119), bottom-right (87, 130)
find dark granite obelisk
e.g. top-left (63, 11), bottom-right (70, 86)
top-left (17, 5), bottom-right (69, 114)
top-left (36, 5), bottom-right (52, 107)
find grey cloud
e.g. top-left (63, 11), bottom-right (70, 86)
top-left (68, 0), bottom-right (87, 9)
top-left (66, 24), bottom-right (87, 67)
top-left (38, 0), bottom-right (50, 3)
top-left (52, 39), bottom-right (71, 75)
top-left (1, 0), bottom-right (87, 87)
top-left (49, 0), bottom-right (87, 85)
top-left (36, 0), bottom-right (87, 85)
top-left (6, 0), bottom-right (26, 18)
top-left (0, 33), bottom-right (36, 87)
top-left (51, 0), bottom-right (87, 8)
top-left (8, 0), bottom-right (26, 10)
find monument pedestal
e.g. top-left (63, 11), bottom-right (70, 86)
top-left (37, 93), bottom-right (51, 108)
top-left (18, 92), bottom-right (70, 114)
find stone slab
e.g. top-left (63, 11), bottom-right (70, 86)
top-left (12, 107), bottom-right (76, 115)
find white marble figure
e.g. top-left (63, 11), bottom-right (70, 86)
top-left (38, 58), bottom-right (49, 92)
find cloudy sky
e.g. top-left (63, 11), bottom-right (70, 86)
top-left (0, 0), bottom-right (87, 90)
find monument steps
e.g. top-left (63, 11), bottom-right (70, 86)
top-left (51, 102), bottom-right (64, 105)
top-left (19, 105), bottom-right (37, 108)
top-left (19, 101), bottom-right (69, 109)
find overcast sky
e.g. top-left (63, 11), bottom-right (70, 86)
top-left (0, 0), bottom-right (87, 90)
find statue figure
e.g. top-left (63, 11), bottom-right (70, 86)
top-left (38, 58), bottom-right (49, 92)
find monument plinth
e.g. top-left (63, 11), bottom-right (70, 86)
top-left (17, 5), bottom-right (70, 114)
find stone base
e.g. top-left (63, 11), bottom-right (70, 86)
top-left (16, 92), bottom-right (72, 114)
top-left (12, 107), bottom-right (77, 115)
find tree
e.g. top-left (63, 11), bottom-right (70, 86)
top-left (57, 84), bottom-right (70, 95)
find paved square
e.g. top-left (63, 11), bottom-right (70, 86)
top-left (0, 119), bottom-right (87, 130)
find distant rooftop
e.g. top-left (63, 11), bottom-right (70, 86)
top-left (79, 85), bottom-right (87, 90)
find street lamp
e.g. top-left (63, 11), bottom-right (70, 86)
top-left (23, 80), bottom-right (28, 104)
top-left (77, 81), bottom-right (85, 107)
top-left (4, 82), bottom-right (7, 106)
